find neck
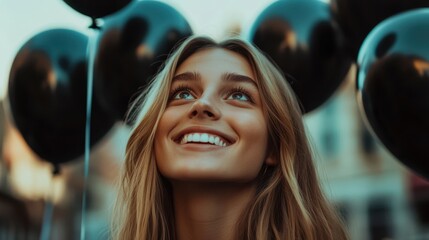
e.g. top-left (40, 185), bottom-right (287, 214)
top-left (171, 181), bottom-right (256, 240)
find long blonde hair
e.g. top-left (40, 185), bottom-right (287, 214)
top-left (112, 36), bottom-right (349, 240)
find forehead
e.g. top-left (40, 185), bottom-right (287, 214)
top-left (175, 48), bottom-right (255, 79)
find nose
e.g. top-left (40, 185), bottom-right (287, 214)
top-left (188, 97), bottom-right (221, 120)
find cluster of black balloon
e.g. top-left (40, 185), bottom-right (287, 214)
top-left (94, 1), bottom-right (193, 123)
top-left (7, 0), bottom-right (192, 166)
top-left (8, 29), bottom-right (115, 164)
top-left (331, 0), bottom-right (429, 178)
top-left (356, 10), bottom-right (429, 179)
top-left (7, 0), bottom-right (429, 179)
top-left (248, 0), bottom-right (352, 113)
top-left (247, 0), bottom-right (429, 178)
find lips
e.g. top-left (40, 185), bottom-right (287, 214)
top-left (172, 126), bottom-right (236, 146)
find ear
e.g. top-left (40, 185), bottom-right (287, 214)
top-left (264, 152), bottom-right (278, 166)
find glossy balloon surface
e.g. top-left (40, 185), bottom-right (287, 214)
top-left (357, 9), bottom-right (429, 179)
top-left (8, 29), bottom-right (115, 164)
top-left (249, 0), bottom-right (351, 113)
top-left (63, 0), bottom-right (132, 19)
top-left (332, 0), bottom-right (429, 60)
top-left (94, 1), bottom-right (192, 122)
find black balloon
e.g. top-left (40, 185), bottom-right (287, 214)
top-left (332, 0), bottom-right (429, 60)
top-left (249, 0), bottom-right (351, 113)
top-left (94, 0), bottom-right (193, 123)
top-left (357, 9), bottom-right (429, 179)
top-left (8, 29), bottom-right (115, 164)
top-left (63, 0), bottom-right (132, 19)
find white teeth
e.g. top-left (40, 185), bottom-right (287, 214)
top-left (214, 137), bottom-right (220, 145)
top-left (201, 133), bottom-right (209, 142)
top-left (192, 133), bottom-right (200, 142)
top-left (179, 132), bottom-right (229, 147)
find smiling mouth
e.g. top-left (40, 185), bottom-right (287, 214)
top-left (174, 132), bottom-right (232, 147)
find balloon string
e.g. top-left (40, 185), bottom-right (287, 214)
top-left (40, 200), bottom-right (53, 240)
top-left (81, 28), bottom-right (97, 240)
top-left (39, 167), bottom-right (59, 240)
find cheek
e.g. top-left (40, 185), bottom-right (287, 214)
top-left (229, 110), bottom-right (268, 140)
top-left (227, 110), bottom-right (270, 170)
top-left (154, 107), bottom-right (186, 171)
top-left (156, 106), bottom-right (186, 138)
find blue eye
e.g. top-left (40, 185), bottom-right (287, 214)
top-left (227, 92), bottom-right (250, 101)
top-left (174, 90), bottom-right (194, 100)
top-left (226, 87), bottom-right (253, 102)
top-left (170, 85), bottom-right (195, 100)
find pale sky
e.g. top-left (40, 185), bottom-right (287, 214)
top-left (0, 0), bottom-right (280, 100)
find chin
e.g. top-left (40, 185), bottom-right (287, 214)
top-left (159, 168), bottom-right (259, 184)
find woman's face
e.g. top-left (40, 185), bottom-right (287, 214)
top-left (154, 47), bottom-right (275, 182)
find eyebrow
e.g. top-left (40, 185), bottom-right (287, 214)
top-left (222, 72), bottom-right (258, 88)
top-left (172, 71), bottom-right (257, 88)
top-left (173, 71), bottom-right (201, 82)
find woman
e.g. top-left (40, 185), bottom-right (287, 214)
top-left (113, 36), bottom-right (349, 240)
